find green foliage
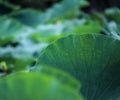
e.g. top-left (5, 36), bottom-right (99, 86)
top-left (0, 0), bottom-right (120, 99)
top-left (43, 0), bottom-right (89, 22)
top-left (9, 0), bottom-right (89, 25)
top-left (38, 34), bottom-right (120, 100)
top-left (0, 16), bottom-right (32, 46)
top-left (106, 21), bottom-right (120, 39)
top-left (73, 21), bottom-right (102, 34)
top-left (105, 7), bottom-right (120, 23)
top-left (0, 46), bottom-right (34, 71)
top-left (11, 9), bottom-right (45, 27)
top-left (0, 72), bottom-right (83, 100)
top-left (32, 66), bottom-right (81, 91)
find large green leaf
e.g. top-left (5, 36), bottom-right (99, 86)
top-left (38, 34), bottom-right (120, 100)
top-left (0, 72), bottom-right (84, 100)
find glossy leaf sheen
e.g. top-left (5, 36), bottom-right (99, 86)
top-left (38, 34), bottom-right (120, 100)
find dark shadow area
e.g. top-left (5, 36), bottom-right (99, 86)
top-left (9, 0), bottom-right (61, 10)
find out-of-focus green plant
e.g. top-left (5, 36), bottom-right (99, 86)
top-left (0, 0), bottom-right (120, 99)
top-left (0, 68), bottom-right (84, 100)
